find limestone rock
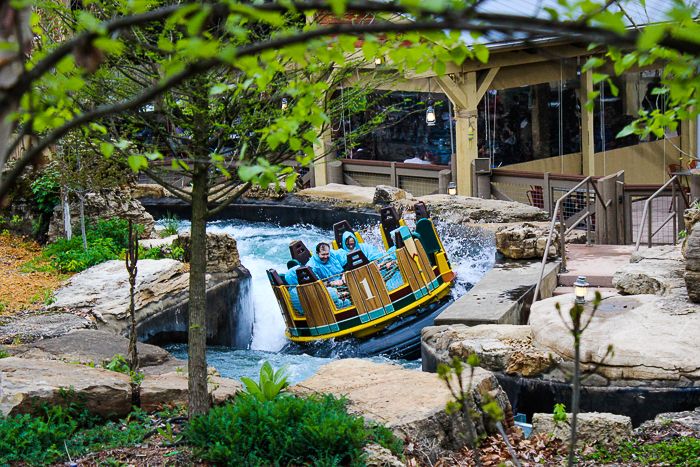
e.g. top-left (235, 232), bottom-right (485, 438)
top-left (139, 371), bottom-right (243, 413)
top-left (531, 412), bottom-right (632, 444)
top-left (0, 312), bottom-right (96, 345)
top-left (289, 359), bottom-right (512, 453)
top-left (613, 260), bottom-right (685, 296)
top-left (397, 195), bottom-right (549, 225)
top-left (140, 234), bottom-right (179, 252)
top-left (530, 293), bottom-right (700, 382)
top-left (296, 184), bottom-right (377, 209)
top-left (6, 330), bottom-right (183, 374)
top-left (0, 357), bottom-right (132, 418)
top-left (241, 184), bottom-right (290, 200)
top-left (47, 259), bottom-right (253, 347)
top-left (630, 244), bottom-right (683, 263)
top-left (565, 230), bottom-right (588, 244)
top-left (132, 184), bottom-right (171, 199)
top-left (683, 207), bottom-right (700, 256)
top-left (638, 407), bottom-right (700, 433)
top-left (48, 188), bottom-right (155, 242)
top-left (363, 443), bottom-right (405, 467)
top-left (686, 228), bottom-right (700, 302)
top-left (373, 185), bottom-right (409, 205)
top-left (495, 222), bottom-right (559, 259)
top-left (422, 325), bottom-right (560, 377)
top-left (175, 232), bottom-right (241, 274)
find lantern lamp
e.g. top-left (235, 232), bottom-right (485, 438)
top-left (281, 98), bottom-right (288, 111)
top-left (448, 181), bottom-right (457, 198)
top-left (574, 276), bottom-right (589, 305)
top-left (375, 57), bottom-right (383, 66)
top-left (426, 105), bottom-right (436, 126)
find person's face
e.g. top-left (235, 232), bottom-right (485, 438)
top-left (346, 237), bottom-right (356, 250)
top-left (318, 246), bottom-right (330, 263)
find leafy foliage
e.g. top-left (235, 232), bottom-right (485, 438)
top-left (29, 163), bottom-right (61, 215)
top-left (240, 361), bottom-right (290, 402)
top-left (586, 437), bottom-right (700, 467)
top-left (158, 212), bottom-right (183, 238)
top-left (0, 402), bottom-right (151, 467)
top-left (106, 355), bottom-right (146, 386)
top-left (185, 393), bottom-right (401, 467)
top-left (553, 403), bottom-right (567, 424)
top-left (43, 219), bottom-right (131, 272)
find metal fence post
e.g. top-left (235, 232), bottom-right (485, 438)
top-left (559, 208), bottom-right (567, 272)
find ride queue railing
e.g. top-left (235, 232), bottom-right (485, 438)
top-left (634, 175), bottom-right (689, 251)
top-left (532, 176), bottom-right (611, 303)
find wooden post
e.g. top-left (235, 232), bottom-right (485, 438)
top-left (438, 169), bottom-right (451, 194)
top-left (543, 172), bottom-right (552, 215)
top-left (312, 128), bottom-right (332, 187)
top-left (328, 161), bottom-right (344, 185)
top-left (581, 65), bottom-right (596, 177)
top-left (598, 173), bottom-right (619, 245)
top-left (391, 162), bottom-right (398, 187)
top-left (616, 174), bottom-right (625, 245)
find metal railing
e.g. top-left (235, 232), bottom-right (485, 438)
top-left (532, 176), bottom-right (611, 303)
top-left (634, 175), bottom-right (688, 251)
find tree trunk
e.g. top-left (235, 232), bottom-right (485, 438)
top-left (62, 188), bottom-right (72, 240)
top-left (79, 194), bottom-right (87, 250)
top-left (126, 220), bottom-right (139, 372)
top-left (188, 162), bottom-right (209, 419)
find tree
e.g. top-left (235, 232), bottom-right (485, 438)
top-left (3, 0), bottom-right (700, 418)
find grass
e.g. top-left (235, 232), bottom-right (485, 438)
top-left (585, 436), bottom-right (700, 466)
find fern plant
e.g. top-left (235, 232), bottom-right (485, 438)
top-left (240, 361), bottom-right (290, 402)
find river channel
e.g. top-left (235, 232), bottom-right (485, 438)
top-left (165, 217), bottom-right (496, 383)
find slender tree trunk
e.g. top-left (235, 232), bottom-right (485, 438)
top-left (126, 220), bottom-right (139, 372)
top-left (567, 328), bottom-right (581, 467)
top-left (188, 162), bottom-right (209, 419)
top-left (79, 194), bottom-right (87, 250)
top-left (62, 188), bottom-right (72, 240)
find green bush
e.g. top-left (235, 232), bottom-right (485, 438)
top-left (159, 212), bottom-right (183, 238)
top-left (44, 219), bottom-right (133, 272)
top-left (0, 402), bottom-right (151, 466)
top-left (30, 165), bottom-right (61, 215)
top-left (587, 437), bottom-right (700, 467)
top-left (185, 394), bottom-right (402, 467)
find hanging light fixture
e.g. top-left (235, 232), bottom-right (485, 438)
top-left (281, 98), bottom-right (288, 111)
top-left (426, 78), bottom-right (436, 126)
top-left (574, 276), bottom-right (589, 305)
top-left (448, 181), bottom-right (457, 198)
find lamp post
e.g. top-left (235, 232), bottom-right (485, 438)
top-left (448, 181), bottom-right (457, 199)
top-left (574, 276), bottom-right (589, 305)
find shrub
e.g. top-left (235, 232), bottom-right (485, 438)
top-left (159, 212), bottom-right (183, 238)
top-left (185, 394), bottom-right (402, 467)
top-left (30, 164), bottom-right (61, 215)
top-left (587, 437), bottom-right (700, 467)
top-left (240, 361), bottom-right (290, 402)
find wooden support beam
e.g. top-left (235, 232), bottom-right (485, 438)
top-left (434, 75), bottom-right (468, 109)
top-left (475, 67), bottom-right (499, 101)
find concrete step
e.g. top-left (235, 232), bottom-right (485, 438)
top-left (557, 274), bottom-right (614, 287)
top-left (552, 286), bottom-right (618, 296)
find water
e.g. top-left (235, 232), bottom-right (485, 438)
top-left (164, 217), bottom-right (496, 384)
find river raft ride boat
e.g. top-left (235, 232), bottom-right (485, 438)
top-left (266, 202), bottom-right (455, 342)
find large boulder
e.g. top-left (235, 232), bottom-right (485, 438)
top-left (0, 312), bottom-right (96, 345)
top-left (0, 357), bottom-right (132, 418)
top-left (296, 183), bottom-right (377, 209)
top-left (139, 370), bottom-right (243, 413)
top-left (530, 293), bottom-right (700, 382)
top-left (174, 232), bottom-right (241, 274)
top-left (394, 195), bottom-right (549, 225)
top-left (531, 412), bottom-right (632, 444)
top-left (495, 222), bottom-right (559, 259)
top-left (48, 258), bottom-right (252, 347)
top-left (422, 324), bottom-right (561, 377)
top-left (5, 330), bottom-right (183, 374)
top-left (373, 185), bottom-right (409, 205)
top-left (613, 259), bottom-right (685, 296)
top-left (47, 188), bottom-right (156, 242)
top-left (289, 359), bottom-right (512, 453)
top-left (686, 228), bottom-right (700, 302)
top-left (683, 207), bottom-right (700, 256)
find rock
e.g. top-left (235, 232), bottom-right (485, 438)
top-left (48, 259), bottom-right (253, 347)
top-left (373, 185), bottom-right (409, 205)
top-left (395, 195), bottom-right (549, 225)
top-left (131, 184), bottom-right (170, 199)
top-left (48, 188), bottom-right (156, 242)
top-left (139, 371), bottom-right (243, 413)
top-left (613, 260), bottom-right (685, 296)
top-left (0, 357), bottom-right (132, 418)
top-left (0, 312), bottom-right (96, 345)
top-left (683, 207), bottom-right (700, 256)
top-left (565, 230), bottom-right (588, 244)
top-left (174, 232), bottom-right (241, 274)
top-left (363, 443), bottom-right (405, 467)
top-left (638, 407), bottom-right (700, 433)
top-left (296, 184), bottom-right (377, 209)
top-left (630, 244), bottom-right (683, 263)
top-left (531, 412), bottom-right (632, 444)
top-left (530, 293), bottom-right (700, 382)
top-left (422, 325), bottom-right (560, 377)
top-left (495, 222), bottom-right (559, 259)
top-left (140, 234), bottom-right (179, 251)
top-left (289, 359), bottom-right (512, 453)
top-left (6, 330), bottom-right (183, 374)
top-left (241, 184), bottom-right (290, 201)
top-left (686, 228), bottom-right (700, 302)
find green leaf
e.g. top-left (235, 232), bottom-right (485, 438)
top-left (100, 142), bottom-right (114, 158)
top-left (127, 155), bottom-right (147, 172)
top-left (473, 44), bottom-right (489, 64)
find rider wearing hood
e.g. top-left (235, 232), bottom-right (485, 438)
top-left (306, 242), bottom-right (345, 281)
top-left (341, 231), bottom-right (383, 261)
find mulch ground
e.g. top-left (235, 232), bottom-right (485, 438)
top-left (0, 233), bottom-right (68, 314)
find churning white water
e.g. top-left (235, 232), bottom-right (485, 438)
top-left (165, 217), bottom-right (496, 383)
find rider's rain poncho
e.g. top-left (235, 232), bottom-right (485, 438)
top-left (341, 231), bottom-right (383, 261)
top-left (306, 248), bottom-right (345, 280)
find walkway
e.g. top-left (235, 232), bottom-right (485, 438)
top-left (553, 244), bottom-right (638, 295)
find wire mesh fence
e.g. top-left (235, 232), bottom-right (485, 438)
top-left (491, 182), bottom-right (539, 207)
top-left (551, 186), bottom-right (596, 232)
top-left (345, 171), bottom-right (391, 187)
top-left (398, 175), bottom-right (439, 197)
top-left (629, 195), bottom-right (679, 244)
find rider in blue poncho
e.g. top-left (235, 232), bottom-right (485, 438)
top-left (306, 242), bottom-right (345, 282)
top-left (341, 231), bottom-right (383, 261)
